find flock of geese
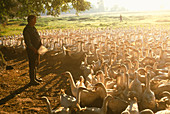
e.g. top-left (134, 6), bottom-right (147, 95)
top-left (1, 26), bottom-right (170, 114)
top-left (38, 26), bottom-right (170, 114)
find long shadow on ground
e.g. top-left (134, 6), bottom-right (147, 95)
top-left (0, 83), bottom-right (31, 105)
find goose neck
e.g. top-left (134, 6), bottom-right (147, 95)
top-left (168, 67), bottom-right (170, 76)
top-left (126, 75), bottom-right (129, 90)
top-left (45, 99), bottom-right (52, 114)
top-left (128, 62), bottom-right (132, 69)
top-left (96, 83), bottom-right (107, 99)
top-left (68, 74), bottom-right (77, 94)
top-left (153, 63), bottom-right (157, 70)
top-left (101, 97), bottom-right (109, 114)
top-left (146, 74), bottom-right (151, 91)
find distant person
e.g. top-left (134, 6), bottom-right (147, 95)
top-left (120, 14), bottom-right (123, 22)
top-left (23, 15), bottom-right (42, 85)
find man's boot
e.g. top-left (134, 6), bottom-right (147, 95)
top-left (29, 69), bottom-right (40, 85)
top-left (35, 77), bottom-right (42, 82)
top-left (35, 67), bottom-right (42, 82)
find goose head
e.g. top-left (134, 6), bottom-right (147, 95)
top-left (160, 91), bottom-right (170, 101)
top-left (40, 96), bottom-right (50, 104)
top-left (137, 68), bottom-right (147, 76)
top-left (80, 76), bottom-right (85, 83)
top-left (62, 71), bottom-right (71, 77)
top-left (40, 96), bottom-right (52, 114)
top-left (145, 65), bottom-right (153, 72)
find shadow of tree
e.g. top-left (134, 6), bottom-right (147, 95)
top-left (0, 83), bottom-right (31, 105)
top-left (0, 47), bottom-right (84, 109)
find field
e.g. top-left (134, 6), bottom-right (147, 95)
top-left (0, 11), bottom-right (170, 114)
top-left (1, 11), bottom-right (170, 36)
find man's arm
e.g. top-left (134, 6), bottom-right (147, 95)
top-left (23, 30), bottom-right (38, 54)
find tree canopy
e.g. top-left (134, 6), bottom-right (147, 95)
top-left (0, 0), bottom-right (91, 23)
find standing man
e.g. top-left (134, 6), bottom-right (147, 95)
top-left (23, 15), bottom-right (42, 85)
top-left (120, 14), bottom-right (123, 22)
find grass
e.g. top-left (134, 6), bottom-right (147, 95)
top-left (1, 10), bottom-right (170, 36)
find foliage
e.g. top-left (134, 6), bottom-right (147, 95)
top-left (0, 0), bottom-right (91, 24)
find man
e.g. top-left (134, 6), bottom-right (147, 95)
top-left (23, 15), bottom-right (42, 85)
top-left (120, 14), bottom-right (123, 22)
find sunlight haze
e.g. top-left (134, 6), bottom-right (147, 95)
top-left (87, 0), bottom-right (170, 11)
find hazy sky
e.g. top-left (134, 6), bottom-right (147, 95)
top-left (87, 0), bottom-right (170, 11)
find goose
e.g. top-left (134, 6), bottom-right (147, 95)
top-left (152, 62), bottom-right (167, 75)
top-left (85, 65), bottom-right (95, 84)
top-left (108, 65), bottom-right (119, 79)
top-left (85, 80), bottom-right (93, 90)
top-left (86, 46), bottom-right (98, 64)
top-left (95, 70), bottom-right (105, 84)
top-left (156, 48), bottom-right (168, 69)
top-left (80, 65), bottom-right (94, 80)
top-left (120, 64), bottom-right (129, 88)
top-left (79, 95), bottom-right (113, 114)
top-left (104, 77), bottom-right (115, 89)
top-left (69, 41), bottom-right (85, 60)
top-left (108, 95), bottom-right (128, 113)
top-left (152, 83), bottom-right (170, 96)
top-left (60, 89), bottom-right (80, 110)
top-left (129, 71), bottom-right (142, 102)
top-left (164, 62), bottom-right (170, 80)
top-left (140, 72), bottom-right (156, 111)
top-left (76, 87), bottom-right (113, 114)
top-left (63, 71), bottom-right (105, 107)
top-left (139, 109), bottom-right (154, 114)
top-left (91, 55), bottom-right (104, 73)
top-left (52, 45), bottom-right (67, 59)
top-left (109, 52), bottom-right (117, 66)
top-left (103, 62), bottom-right (109, 78)
top-left (40, 96), bottom-right (70, 114)
top-left (132, 59), bottom-right (140, 72)
top-left (122, 73), bottom-right (130, 101)
top-left (116, 69), bottom-right (124, 90)
top-left (137, 65), bottom-right (153, 83)
top-left (155, 110), bottom-right (170, 114)
top-left (76, 76), bottom-right (86, 88)
top-left (121, 97), bottom-right (139, 114)
top-left (160, 91), bottom-right (170, 105)
top-left (62, 71), bottom-right (78, 97)
top-left (140, 57), bottom-right (156, 67)
top-left (124, 59), bottom-right (135, 78)
top-left (156, 94), bottom-right (169, 111)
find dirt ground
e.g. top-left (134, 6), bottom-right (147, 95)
top-left (0, 46), bottom-right (83, 114)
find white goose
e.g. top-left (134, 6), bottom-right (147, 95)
top-left (40, 96), bottom-right (70, 114)
top-left (63, 71), bottom-right (105, 107)
top-left (60, 89), bottom-right (77, 109)
top-left (121, 97), bottom-right (139, 114)
top-left (139, 109), bottom-right (154, 114)
top-left (155, 110), bottom-right (170, 114)
top-left (129, 71), bottom-right (143, 102)
top-left (76, 76), bottom-right (86, 88)
top-left (140, 72), bottom-right (156, 111)
top-left (76, 87), bottom-right (113, 114)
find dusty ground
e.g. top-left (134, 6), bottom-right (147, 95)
top-left (0, 46), bottom-right (83, 114)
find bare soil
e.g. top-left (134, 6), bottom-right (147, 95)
top-left (0, 46), bottom-right (82, 114)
